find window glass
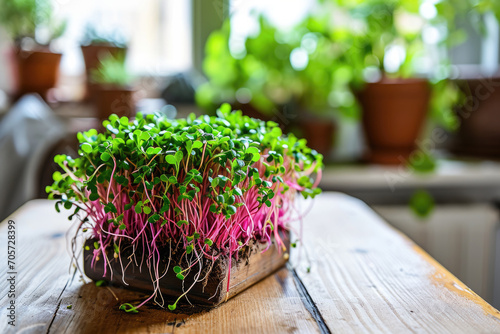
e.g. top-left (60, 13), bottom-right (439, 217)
top-left (53, 0), bottom-right (192, 75)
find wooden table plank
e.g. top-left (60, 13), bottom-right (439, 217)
top-left (295, 193), bottom-right (500, 333)
top-left (2, 193), bottom-right (500, 333)
top-left (0, 200), bottom-right (319, 334)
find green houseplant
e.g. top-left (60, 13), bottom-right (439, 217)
top-left (197, 1), bottom-right (469, 164)
top-left (91, 52), bottom-right (135, 124)
top-left (81, 25), bottom-right (128, 101)
top-left (47, 104), bottom-right (322, 312)
top-left (0, 0), bottom-right (66, 101)
top-left (325, 0), bottom-right (463, 164)
top-left (196, 17), bottom-right (341, 157)
top-left (442, 1), bottom-right (500, 159)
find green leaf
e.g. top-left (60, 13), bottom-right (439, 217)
top-left (173, 266), bottom-right (182, 273)
top-left (134, 201), bottom-right (143, 214)
top-left (246, 147), bottom-right (259, 155)
top-left (81, 143), bottom-right (92, 154)
top-left (193, 141), bottom-right (203, 149)
top-left (146, 147), bottom-right (161, 155)
top-left (89, 192), bottom-right (99, 202)
top-left (175, 150), bottom-right (184, 164)
top-left (233, 187), bottom-right (243, 196)
top-left (409, 190), bottom-right (435, 219)
top-left (209, 204), bottom-right (217, 213)
top-left (176, 220), bottom-right (188, 227)
top-left (227, 205), bottom-right (237, 215)
top-left (104, 202), bottom-right (117, 213)
top-left (120, 116), bottom-right (129, 126)
top-left (148, 214), bottom-right (160, 223)
top-left (251, 153), bottom-right (260, 162)
top-left (186, 140), bottom-right (192, 153)
top-left (204, 238), bottom-right (213, 246)
top-left (160, 201), bottom-right (170, 214)
top-left (143, 206), bottom-right (152, 215)
top-left (211, 178), bottom-right (219, 188)
top-left (165, 155), bottom-right (176, 164)
top-left (100, 152), bottom-right (111, 162)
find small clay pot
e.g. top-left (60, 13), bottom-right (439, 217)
top-left (14, 48), bottom-right (62, 101)
top-left (452, 74), bottom-right (500, 158)
top-left (81, 45), bottom-right (127, 101)
top-left (357, 78), bottom-right (430, 165)
top-left (95, 86), bottom-right (135, 125)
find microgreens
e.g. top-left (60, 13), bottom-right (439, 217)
top-left (47, 104), bottom-right (322, 311)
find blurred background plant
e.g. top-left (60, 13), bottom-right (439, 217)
top-left (196, 15), bottom-right (349, 117)
top-left (0, 0), bottom-right (66, 48)
top-left (328, 0), bottom-right (463, 130)
top-left (0, 0), bottom-right (66, 101)
top-left (90, 51), bottom-right (135, 124)
top-left (80, 24), bottom-right (129, 102)
top-left (195, 0), bottom-right (476, 161)
top-left (91, 52), bottom-right (131, 88)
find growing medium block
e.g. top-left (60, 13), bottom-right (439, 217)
top-left (83, 235), bottom-right (290, 307)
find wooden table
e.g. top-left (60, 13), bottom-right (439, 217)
top-left (2, 193), bottom-right (500, 333)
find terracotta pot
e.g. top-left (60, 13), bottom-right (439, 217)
top-left (452, 74), bottom-right (500, 158)
top-left (95, 86), bottom-right (135, 125)
top-left (81, 45), bottom-right (127, 101)
top-left (357, 78), bottom-right (431, 165)
top-left (299, 116), bottom-right (335, 157)
top-left (14, 49), bottom-right (62, 101)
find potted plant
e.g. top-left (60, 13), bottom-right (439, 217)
top-left (0, 0), bottom-right (66, 101)
top-left (447, 2), bottom-right (500, 158)
top-left (81, 25), bottom-right (128, 101)
top-left (91, 52), bottom-right (135, 124)
top-left (196, 18), bottom-right (339, 157)
top-left (46, 104), bottom-right (322, 312)
top-left (327, 0), bottom-right (462, 164)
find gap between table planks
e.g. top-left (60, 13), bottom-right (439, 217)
top-left (0, 192), bottom-right (499, 333)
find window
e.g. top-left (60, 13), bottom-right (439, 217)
top-left (228, 0), bottom-right (312, 40)
top-left (54, 0), bottom-right (192, 76)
